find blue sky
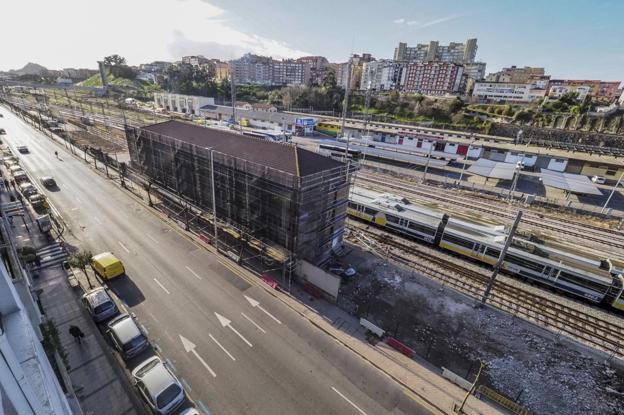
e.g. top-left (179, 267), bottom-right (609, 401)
top-left (2, 0), bottom-right (623, 81)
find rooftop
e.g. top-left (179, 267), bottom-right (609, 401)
top-left (141, 120), bottom-right (343, 177)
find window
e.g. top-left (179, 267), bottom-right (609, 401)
top-left (407, 221), bottom-right (436, 236)
top-left (557, 271), bottom-right (608, 294)
top-left (363, 207), bottom-right (378, 216)
top-left (443, 232), bottom-right (474, 249)
top-left (386, 214), bottom-right (400, 224)
top-left (505, 254), bottom-right (545, 273)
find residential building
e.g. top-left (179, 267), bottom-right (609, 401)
top-left (548, 85), bottom-right (592, 101)
top-left (360, 60), bottom-right (405, 91)
top-left (336, 53), bottom-right (375, 90)
top-left (548, 79), bottom-right (622, 102)
top-left (463, 62), bottom-right (487, 81)
top-left (393, 38), bottom-right (478, 63)
top-left (0, 216), bottom-right (73, 414)
top-left (182, 55), bottom-right (210, 66)
top-left (402, 61), bottom-right (464, 95)
top-left (229, 54), bottom-right (309, 85)
top-left (154, 92), bottom-right (215, 115)
top-left (296, 56), bottom-right (332, 85)
top-left (485, 66), bottom-right (546, 83)
top-left (472, 81), bottom-right (547, 103)
top-left (619, 89), bottom-right (624, 106)
top-left (126, 120), bottom-right (354, 264)
top-left (212, 60), bottom-right (230, 80)
top-left (139, 61), bottom-right (173, 74)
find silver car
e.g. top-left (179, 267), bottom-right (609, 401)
top-left (132, 356), bottom-right (185, 414)
top-left (81, 288), bottom-right (118, 323)
top-left (106, 313), bottom-right (149, 359)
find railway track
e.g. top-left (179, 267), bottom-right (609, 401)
top-left (347, 224), bottom-right (624, 360)
top-left (357, 172), bottom-right (624, 251)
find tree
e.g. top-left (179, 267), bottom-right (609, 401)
top-left (103, 54), bottom-right (127, 66)
top-left (69, 249), bottom-right (94, 288)
top-left (448, 97), bottom-right (464, 114)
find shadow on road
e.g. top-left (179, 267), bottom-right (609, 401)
top-left (107, 274), bottom-right (146, 307)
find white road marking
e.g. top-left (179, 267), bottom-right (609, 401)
top-left (153, 278), bottom-right (170, 294)
top-left (146, 233), bottom-right (159, 244)
top-left (166, 358), bottom-right (177, 372)
top-left (75, 196), bottom-right (83, 204)
top-left (93, 216), bottom-right (102, 225)
top-left (140, 324), bottom-right (149, 336)
top-left (215, 312), bottom-right (252, 347)
top-left (148, 312), bottom-right (160, 323)
top-left (244, 295), bottom-right (282, 325)
top-left (185, 266), bottom-right (202, 280)
top-left (71, 207), bottom-right (79, 211)
top-left (241, 312), bottom-right (266, 334)
top-left (118, 241), bottom-right (130, 253)
top-left (179, 335), bottom-right (217, 378)
top-left (208, 333), bottom-right (236, 361)
top-left (331, 387), bottom-right (368, 415)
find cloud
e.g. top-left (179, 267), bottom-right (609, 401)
top-left (393, 13), bottom-right (465, 29)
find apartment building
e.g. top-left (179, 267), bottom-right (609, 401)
top-left (296, 56), bottom-right (332, 85)
top-left (393, 38), bottom-right (478, 63)
top-left (360, 60), bottom-right (405, 91)
top-left (485, 66), bottom-right (546, 83)
top-left (182, 55), bottom-right (210, 66)
top-left (336, 53), bottom-right (375, 90)
top-left (472, 81), bottom-right (547, 103)
top-left (154, 92), bottom-right (215, 114)
top-left (548, 85), bottom-right (592, 101)
top-left (402, 61), bottom-right (464, 95)
top-left (548, 79), bottom-right (622, 102)
top-left (463, 62), bottom-right (487, 81)
top-left (229, 53), bottom-right (309, 85)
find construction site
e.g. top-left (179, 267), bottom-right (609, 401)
top-left (126, 120), bottom-right (355, 265)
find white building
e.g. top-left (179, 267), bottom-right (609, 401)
top-left (154, 93), bottom-right (215, 115)
top-left (472, 82), bottom-right (546, 103)
top-left (360, 60), bottom-right (404, 91)
top-left (0, 222), bottom-right (72, 414)
top-left (548, 85), bottom-right (592, 101)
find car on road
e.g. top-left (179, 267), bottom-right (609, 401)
top-left (40, 176), bottom-right (57, 187)
top-left (132, 356), bottom-right (185, 414)
top-left (106, 313), bottom-right (149, 359)
top-left (0, 128), bottom-right (5, 135)
top-left (16, 145), bottom-right (29, 154)
top-left (81, 287), bottom-right (119, 323)
top-left (591, 175), bottom-right (606, 184)
top-left (91, 252), bottom-right (125, 280)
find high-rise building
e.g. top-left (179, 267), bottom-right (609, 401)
top-left (463, 62), bottom-right (487, 81)
top-left (336, 53), bottom-right (375, 90)
top-left (360, 60), bottom-right (405, 91)
top-left (402, 61), bottom-right (464, 95)
top-left (393, 38), bottom-right (478, 63)
top-left (296, 56), bottom-right (332, 85)
top-left (229, 54), bottom-right (309, 85)
top-left (272, 59), bottom-right (311, 86)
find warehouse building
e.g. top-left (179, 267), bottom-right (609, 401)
top-left (126, 120), bottom-right (354, 264)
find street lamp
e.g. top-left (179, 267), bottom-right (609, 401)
top-left (458, 134), bottom-right (475, 185)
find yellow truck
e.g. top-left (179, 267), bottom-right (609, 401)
top-left (91, 252), bottom-right (125, 280)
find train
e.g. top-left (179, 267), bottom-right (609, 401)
top-left (347, 187), bottom-right (624, 311)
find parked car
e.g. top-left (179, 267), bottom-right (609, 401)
top-left (40, 176), bottom-right (57, 187)
top-left (591, 175), bottom-right (606, 184)
top-left (132, 356), bottom-right (185, 414)
top-left (16, 145), bottom-right (29, 154)
top-left (178, 408), bottom-right (200, 415)
top-left (19, 182), bottom-right (38, 197)
top-left (91, 252), bottom-right (125, 280)
top-left (0, 128), bottom-right (6, 135)
top-left (81, 287), bottom-right (118, 323)
top-left (106, 313), bottom-right (149, 359)
top-left (12, 171), bottom-right (29, 183)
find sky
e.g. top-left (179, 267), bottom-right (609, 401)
top-left (2, 0), bottom-right (623, 80)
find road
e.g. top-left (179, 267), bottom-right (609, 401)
top-left (0, 107), bottom-right (429, 415)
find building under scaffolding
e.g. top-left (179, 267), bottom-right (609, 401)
top-left (126, 120), bottom-right (355, 265)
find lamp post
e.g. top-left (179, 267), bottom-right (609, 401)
top-left (458, 135), bottom-right (475, 185)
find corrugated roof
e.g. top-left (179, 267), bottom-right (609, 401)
top-left (468, 158), bottom-right (516, 180)
top-left (540, 169), bottom-right (603, 195)
top-left (140, 120), bottom-right (342, 177)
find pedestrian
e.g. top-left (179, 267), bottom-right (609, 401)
top-left (69, 325), bottom-right (85, 344)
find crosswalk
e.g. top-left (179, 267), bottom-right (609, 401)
top-left (32, 242), bottom-right (68, 270)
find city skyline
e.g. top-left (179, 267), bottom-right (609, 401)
top-left (2, 0), bottom-right (623, 81)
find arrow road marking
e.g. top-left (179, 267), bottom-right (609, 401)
top-left (215, 312), bottom-right (252, 347)
top-left (244, 295), bottom-right (282, 325)
top-left (241, 312), bottom-right (266, 334)
top-left (209, 333), bottom-right (236, 361)
top-left (179, 335), bottom-right (216, 378)
top-left (331, 387), bottom-right (368, 415)
top-left (185, 266), bottom-right (202, 280)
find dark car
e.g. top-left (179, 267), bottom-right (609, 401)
top-left (0, 128), bottom-right (6, 135)
top-left (40, 176), bottom-right (57, 187)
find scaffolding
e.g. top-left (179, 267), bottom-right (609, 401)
top-left (126, 123), bottom-right (356, 265)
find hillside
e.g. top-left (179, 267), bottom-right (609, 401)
top-left (79, 71), bottom-right (161, 94)
top-left (10, 62), bottom-right (48, 76)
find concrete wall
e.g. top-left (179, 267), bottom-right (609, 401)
top-left (296, 260), bottom-right (340, 301)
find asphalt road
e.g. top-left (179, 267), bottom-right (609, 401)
top-left (0, 108), bottom-right (429, 415)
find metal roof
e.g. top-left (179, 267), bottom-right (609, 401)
top-left (141, 121), bottom-right (342, 177)
top-left (321, 140), bottom-right (449, 168)
top-left (467, 158), bottom-right (516, 180)
top-left (540, 169), bottom-right (603, 196)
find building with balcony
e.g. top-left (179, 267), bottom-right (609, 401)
top-left (393, 38), bottom-right (478, 63)
top-left (402, 61), bottom-right (464, 95)
top-left (360, 60), bottom-right (405, 91)
top-left (472, 82), bottom-right (547, 103)
top-left (336, 53), bottom-right (375, 90)
top-left (485, 66), bottom-right (546, 84)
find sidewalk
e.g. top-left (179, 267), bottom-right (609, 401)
top-left (0, 173), bottom-right (144, 414)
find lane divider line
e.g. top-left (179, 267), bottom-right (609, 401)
top-left (241, 312), bottom-right (266, 334)
top-left (331, 386), bottom-right (368, 415)
top-left (208, 333), bottom-right (236, 361)
top-left (153, 278), bottom-right (171, 294)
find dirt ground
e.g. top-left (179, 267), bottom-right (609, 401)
top-left (337, 242), bottom-right (624, 415)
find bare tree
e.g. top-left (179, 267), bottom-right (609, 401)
top-left (69, 249), bottom-right (94, 289)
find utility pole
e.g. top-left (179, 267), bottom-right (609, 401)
top-left (455, 361), bottom-right (485, 414)
top-left (210, 149), bottom-right (219, 252)
top-left (340, 60), bottom-right (352, 160)
top-left (363, 81), bottom-right (372, 137)
top-left (458, 135), bottom-right (475, 185)
top-left (422, 142), bottom-right (434, 182)
top-left (230, 74), bottom-right (239, 131)
top-left (601, 171), bottom-right (624, 214)
top-left (481, 210), bottom-right (523, 304)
